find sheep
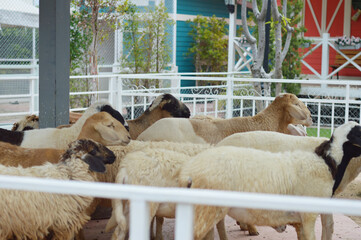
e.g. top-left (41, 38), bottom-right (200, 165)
top-left (11, 112), bottom-right (85, 131)
top-left (81, 140), bottom-right (211, 218)
top-left (0, 111), bottom-right (131, 168)
top-left (0, 139), bottom-right (116, 240)
top-left (177, 121), bottom-right (361, 240)
top-left (137, 93), bottom-right (313, 144)
top-left (12, 94), bottom-right (191, 141)
top-left (217, 130), bottom-right (360, 240)
top-left (103, 146), bottom-right (227, 240)
top-left (0, 101), bottom-right (129, 149)
top-left (11, 114), bottom-right (39, 131)
top-left (127, 93), bottom-right (191, 139)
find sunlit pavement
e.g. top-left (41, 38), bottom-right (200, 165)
top-left (84, 214), bottom-right (361, 240)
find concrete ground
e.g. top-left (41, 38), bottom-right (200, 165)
top-left (83, 214), bottom-right (361, 240)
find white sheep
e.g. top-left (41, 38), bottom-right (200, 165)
top-left (178, 121), bottom-right (361, 240)
top-left (137, 93), bottom-right (313, 144)
top-left (0, 139), bottom-right (116, 240)
top-left (104, 146), bottom-right (227, 240)
top-left (0, 101), bottom-right (129, 149)
top-left (82, 140), bottom-right (211, 219)
top-left (0, 111), bottom-right (131, 168)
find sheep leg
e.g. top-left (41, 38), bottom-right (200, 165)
top-left (293, 223), bottom-right (306, 240)
top-left (236, 221), bottom-right (259, 236)
top-left (202, 228), bottom-right (214, 240)
top-left (154, 216), bottom-right (164, 240)
top-left (216, 218), bottom-right (228, 240)
top-left (74, 229), bottom-right (85, 240)
top-left (320, 214), bottom-right (334, 240)
top-left (300, 213), bottom-right (317, 240)
top-left (193, 205), bottom-right (229, 240)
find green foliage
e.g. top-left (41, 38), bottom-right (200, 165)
top-left (70, 7), bottom-right (92, 74)
top-left (120, 2), bottom-right (174, 88)
top-left (121, 3), bottom-right (173, 73)
top-left (187, 15), bottom-right (228, 73)
top-left (69, 0), bottom-right (129, 106)
top-left (246, 0), bottom-right (310, 95)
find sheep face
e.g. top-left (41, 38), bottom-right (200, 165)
top-left (278, 93), bottom-right (313, 126)
top-left (329, 121), bottom-right (361, 161)
top-left (62, 139), bottom-right (116, 173)
top-left (148, 94), bottom-right (191, 118)
top-left (315, 121), bottom-right (361, 194)
top-left (81, 112), bottom-right (131, 146)
top-left (98, 105), bottom-right (129, 131)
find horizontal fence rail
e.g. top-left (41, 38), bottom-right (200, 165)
top-left (0, 175), bottom-right (361, 240)
top-left (0, 72), bottom-right (361, 137)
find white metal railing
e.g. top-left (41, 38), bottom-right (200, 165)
top-left (1, 72), bottom-right (361, 137)
top-left (302, 33), bottom-right (361, 80)
top-left (0, 175), bottom-right (361, 240)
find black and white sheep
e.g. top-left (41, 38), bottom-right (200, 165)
top-left (0, 101), bottom-right (129, 149)
top-left (0, 139), bottom-right (116, 240)
top-left (178, 121), bottom-right (361, 240)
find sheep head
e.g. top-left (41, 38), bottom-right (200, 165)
top-left (315, 121), bottom-right (361, 194)
top-left (78, 112), bottom-right (131, 146)
top-left (11, 115), bottom-right (39, 131)
top-left (147, 93), bottom-right (191, 118)
top-left (62, 139), bottom-right (116, 173)
top-left (276, 93), bottom-right (313, 127)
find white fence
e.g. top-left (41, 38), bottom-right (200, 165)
top-left (1, 72), bottom-right (361, 137)
top-left (0, 175), bottom-right (361, 240)
top-left (1, 72), bottom-right (361, 239)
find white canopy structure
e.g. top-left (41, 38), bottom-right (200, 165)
top-left (0, 0), bottom-right (39, 28)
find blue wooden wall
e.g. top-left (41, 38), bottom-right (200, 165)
top-left (176, 0), bottom-right (242, 86)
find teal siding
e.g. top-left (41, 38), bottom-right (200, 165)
top-left (176, 0), bottom-right (244, 86)
top-left (177, 0), bottom-right (231, 18)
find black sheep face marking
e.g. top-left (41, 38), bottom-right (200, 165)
top-left (62, 139), bottom-right (116, 173)
top-left (148, 94), bottom-right (191, 118)
top-left (100, 105), bottom-right (129, 131)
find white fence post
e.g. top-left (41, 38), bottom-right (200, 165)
top-left (226, 75), bottom-right (234, 119)
top-left (321, 33), bottom-right (330, 81)
top-left (226, 0), bottom-right (236, 119)
top-left (345, 83), bottom-right (350, 123)
top-left (175, 203), bottom-right (194, 240)
top-left (129, 200), bottom-right (150, 240)
top-left (117, 77), bottom-right (123, 113)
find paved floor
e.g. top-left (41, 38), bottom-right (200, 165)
top-left (83, 214), bottom-right (361, 240)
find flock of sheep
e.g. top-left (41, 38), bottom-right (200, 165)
top-left (0, 92), bottom-right (361, 240)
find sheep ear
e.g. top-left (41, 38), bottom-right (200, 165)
top-left (287, 124), bottom-right (307, 136)
top-left (288, 104), bottom-right (308, 120)
top-left (94, 122), bottom-right (121, 142)
top-left (82, 154), bottom-right (106, 173)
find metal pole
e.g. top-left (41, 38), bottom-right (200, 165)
top-left (263, 0), bottom-right (272, 73)
top-left (39, 0), bottom-right (70, 128)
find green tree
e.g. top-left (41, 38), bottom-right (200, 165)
top-left (244, 0), bottom-right (309, 96)
top-left (120, 3), bottom-right (174, 88)
top-left (187, 15), bottom-right (228, 73)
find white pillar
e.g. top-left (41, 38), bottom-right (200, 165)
top-left (172, 0), bottom-right (177, 70)
top-left (344, 0), bottom-right (351, 37)
top-left (227, 0), bottom-right (236, 73)
top-left (321, 0), bottom-right (327, 34)
top-left (321, 33), bottom-right (329, 80)
top-left (226, 1), bottom-right (236, 119)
